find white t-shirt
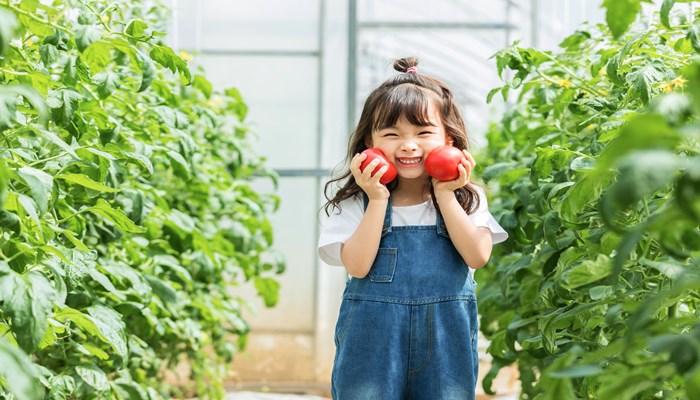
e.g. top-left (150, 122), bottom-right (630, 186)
top-left (317, 187), bottom-right (509, 270)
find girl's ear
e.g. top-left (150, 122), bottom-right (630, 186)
top-left (364, 137), bottom-right (373, 148)
top-left (446, 135), bottom-right (454, 146)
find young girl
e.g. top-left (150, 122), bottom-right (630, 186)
top-left (318, 57), bottom-right (508, 400)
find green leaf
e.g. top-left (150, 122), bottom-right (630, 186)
top-left (37, 128), bottom-right (79, 158)
top-left (145, 275), bottom-right (179, 305)
top-left (165, 209), bottom-right (195, 234)
top-left (0, 159), bottom-right (7, 208)
top-left (536, 353), bottom-right (578, 399)
top-left (598, 371), bottom-right (657, 399)
top-left (137, 50), bottom-right (156, 92)
top-left (486, 87), bottom-right (501, 104)
top-left (166, 149), bottom-right (192, 180)
top-left (48, 88), bottom-right (82, 127)
top-left (550, 364), bottom-right (603, 378)
top-left (628, 63), bottom-right (665, 104)
top-left (560, 254), bottom-right (612, 289)
top-left (94, 71), bottom-right (121, 99)
top-left (0, 85), bottom-right (49, 129)
top-left (86, 305), bottom-right (127, 359)
top-left (531, 147), bottom-right (576, 181)
top-left (54, 306), bottom-right (126, 359)
top-left (0, 336), bottom-right (45, 400)
top-left (75, 364), bottom-right (109, 391)
top-left (253, 276), bottom-right (280, 307)
top-left (193, 75), bottom-right (213, 98)
top-left (638, 257), bottom-right (686, 279)
top-left (603, 0), bottom-right (642, 38)
top-left (611, 228), bottom-right (644, 284)
top-left (74, 25), bottom-right (102, 52)
top-left (88, 198), bottom-right (146, 233)
top-left (559, 172), bottom-right (613, 222)
top-left (57, 173), bottom-right (120, 192)
top-left (122, 151), bottom-right (154, 175)
top-left (149, 44), bottom-right (192, 83)
top-left (80, 343), bottom-right (110, 360)
top-left (47, 375), bottom-right (76, 400)
top-left (225, 87), bottom-right (249, 120)
top-left (661, 0), bottom-right (676, 29)
top-left (43, 28), bottom-right (69, 49)
top-left (606, 32), bottom-right (647, 87)
top-left (39, 43), bottom-right (59, 65)
top-left (81, 38), bottom-right (112, 72)
top-left (686, 365), bottom-right (700, 399)
top-left (589, 285), bottom-right (613, 300)
top-left (125, 19), bottom-right (150, 39)
top-left (649, 93), bottom-right (692, 126)
top-left (18, 166), bottom-right (53, 214)
top-left (0, 266), bottom-right (56, 352)
top-left (0, 210), bottom-right (21, 235)
top-left (687, 19), bottom-right (700, 53)
top-left (605, 150), bottom-right (679, 211)
top-left (0, 9), bottom-right (18, 57)
top-left (596, 114), bottom-right (680, 171)
top-left (17, 194), bottom-right (42, 242)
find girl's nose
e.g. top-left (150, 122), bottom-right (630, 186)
top-left (400, 140), bottom-right (418, 152)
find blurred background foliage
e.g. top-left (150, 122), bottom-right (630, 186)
top-left (477, 1), bottom-right (700, 398)
top-left (0, 0), bottom-right (282, 398)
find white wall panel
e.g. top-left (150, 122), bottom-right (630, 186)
top-left (195, 55), bottom-right (319, 170)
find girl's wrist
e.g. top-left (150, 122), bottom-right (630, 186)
top-left (434, 190), bottom-right (456, 205)
top-left (367, 197), bottom-right (389, 205)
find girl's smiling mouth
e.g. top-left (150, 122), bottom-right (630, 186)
top-left (396, 157), bottom-right (423, 167)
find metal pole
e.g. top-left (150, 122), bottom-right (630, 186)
top-left (505, 0), bottom-right (513, 48)
top-left (531, 0), bottom-right (540, 48)
top-left (313, 0), bottom-right (326, 383)
top-left (347, 0), bottom-right (357, 138)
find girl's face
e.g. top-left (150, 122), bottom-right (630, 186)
top-left (368, 102), bottom-right (452, 181)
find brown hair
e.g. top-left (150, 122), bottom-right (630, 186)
top-left (323, 57), bottom-right (481, 216)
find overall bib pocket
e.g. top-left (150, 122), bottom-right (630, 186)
top-left (368, 247), bottom-right (397, 282)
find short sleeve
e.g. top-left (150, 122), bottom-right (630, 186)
top-left (317, 197), bottom-right (364, 266)
top-left (469, 187), bottom-right (509, 245)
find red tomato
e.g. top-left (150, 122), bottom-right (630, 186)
top-left (425, 146), bottom-right (464, 181)
top-left (360, 148), bottom-right (397, 184)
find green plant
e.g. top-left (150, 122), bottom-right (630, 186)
top-left (478, 1), bottom-right (700, 399)
top-left (0, 0), bottom-right (283, 399)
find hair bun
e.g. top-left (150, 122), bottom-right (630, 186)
top-left (393, 57), bottom-right (419, 73)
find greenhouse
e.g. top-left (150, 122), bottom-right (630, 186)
top-left (1, 0), bottom-right (699, 399)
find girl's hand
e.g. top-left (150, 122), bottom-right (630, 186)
top-left (433, 149), bottom-right (476, 195)
top-left (350, 153), bottom-right (390, 201)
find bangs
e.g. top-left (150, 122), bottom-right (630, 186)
top-left (372, 84), bottom-right (441, 131)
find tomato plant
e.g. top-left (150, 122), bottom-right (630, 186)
top-left (477, 1), bottom-right (700, 399)
top-left (425, 145), bottom-right (463, 181)
top-left (0, 1), bottom-right (283, 399)
top-left (360, 148), bottom-right (397, 184)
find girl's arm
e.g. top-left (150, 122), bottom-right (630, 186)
top-left (340, 153), bottom-right (391, 278)
top-left (434, 150), bottom-right (493, 269)
top-left (341, 198), bottom-right (388, 278)
top-left (435, 192), bottom-right (493, 268)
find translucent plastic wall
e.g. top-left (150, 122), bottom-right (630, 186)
top-left (165, 0), bottom-right (606, 361)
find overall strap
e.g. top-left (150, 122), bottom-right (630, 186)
top-left (362, 193), bottom-right (392, 237)
top-left (435, 200), bottom-right (450, 238)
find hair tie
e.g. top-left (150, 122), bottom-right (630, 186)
top-left (406, 66), bottom-right (418, 74)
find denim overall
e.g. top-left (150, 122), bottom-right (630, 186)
top-left (331, 198), bottom-right (479, 400)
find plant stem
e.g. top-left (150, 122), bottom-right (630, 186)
top-left (0, 67), bottom-right (29, 76)
top-left (28, 151), bottom-right (70, 166)
top-left (0, 0), bottom-right (70, 33)
top-left (539, 52), bottom-right (606, 94)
